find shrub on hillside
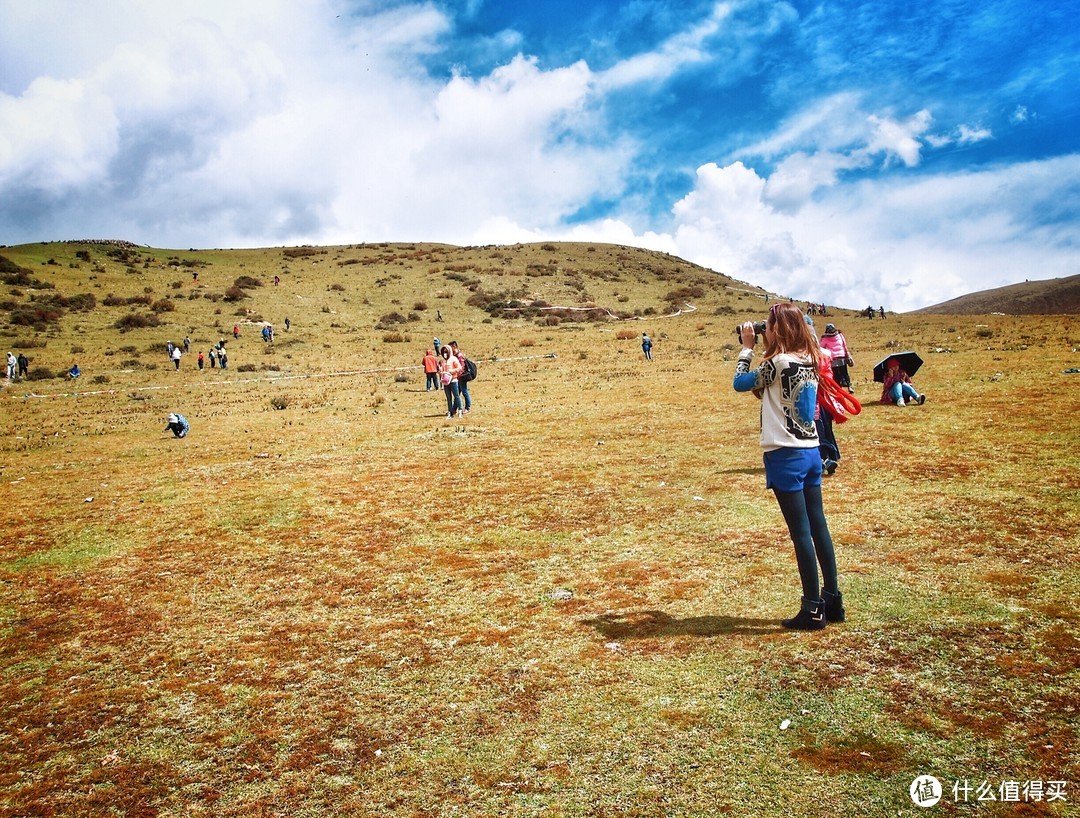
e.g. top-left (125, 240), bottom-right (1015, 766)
top-left (376, 312), bottom-right (408, 327)
top-left (223, 287), bottom-right (248, 302)
top-left (234, 275), bottom-right (262, 289)
top-left (0, 256), bottom-right (54, 288)
top-left (9, 304), bottom-right (63, 328)
top-left (151, 299), bottom-right (176, 313)
top-left (115, 313), bottom-right (162, 332)
top-left (26, 367), bottom-right (57, 381)
top-left (104, 294), bottom-right (152, 307)
top-left (382, 331), bottom-right (407, 343)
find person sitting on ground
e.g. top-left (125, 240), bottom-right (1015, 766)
top-left (164, 413), bottom-right (190, 438)
top-left (880, 359), bottom-right (926, 407)
top-left (67, 362), bottom-right (81, 379)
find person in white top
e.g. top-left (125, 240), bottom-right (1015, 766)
top-left (733, 302), bottom-right (844, 631)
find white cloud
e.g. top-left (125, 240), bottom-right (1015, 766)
top-left (1010, 105), bottom-right (1029, 124)
top-left (0, 76), bottom-right (117, 189)
top-left (763, 150), bottom-right (863, 211)
top-left (598, 2), bottom-right (733, 89)
top-left (866, 109), bottom-right (932, 167)
top-left (741, 92), bottom-right (866, 158)
top-left (654, 154), bottom-right (1080, 311)
top-left (956, 124), bottom-right (992, 144)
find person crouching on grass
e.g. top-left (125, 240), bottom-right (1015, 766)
top-left (733, 302), bottom-right (845, 630)
top-left (164, 413), bottom-right (189, 438)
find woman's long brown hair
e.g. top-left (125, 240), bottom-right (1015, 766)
top-left (762, 302), bottom-right (822, 370)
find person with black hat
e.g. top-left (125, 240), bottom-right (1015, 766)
top-left (819, 323), bottom-right (854, 393)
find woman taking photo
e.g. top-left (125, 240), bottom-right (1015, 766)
top-left (732, 303), bottom-right (844, 630)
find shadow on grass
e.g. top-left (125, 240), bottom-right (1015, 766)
top-left (584, 610), bottom-right (780, 638)
top-left (719, 466), bottom-right (765, 475)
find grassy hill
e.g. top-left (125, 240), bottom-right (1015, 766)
top-left (0, 239), bottom-right (777, 384)
top-left (913, 273), bottom-right (1080, 315)
top-left (1, 241), bottom-right (1078, 817)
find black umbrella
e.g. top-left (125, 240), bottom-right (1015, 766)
top-left (873, 351), bottom-right (923, 383)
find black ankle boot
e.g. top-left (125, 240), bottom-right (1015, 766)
top-left (822, 589), bottom-right (845, 623)
top-left (782, 598), bottom-right (826, 631)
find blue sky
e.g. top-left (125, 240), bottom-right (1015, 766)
top-left (0, 0), bottom-right (1076, 310)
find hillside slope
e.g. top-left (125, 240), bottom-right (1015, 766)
top-left (913, 273), bottom-right (1080, 315)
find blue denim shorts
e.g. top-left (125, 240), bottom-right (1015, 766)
top-left (763, 447), bottom-right (822, 492)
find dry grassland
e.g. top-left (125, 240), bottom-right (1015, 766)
top-left (1, 241), bottom-right (1078, 816)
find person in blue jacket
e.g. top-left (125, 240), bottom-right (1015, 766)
top-left (164, 413), bottom-right (190, 438)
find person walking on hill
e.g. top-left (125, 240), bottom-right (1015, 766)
top-left (642, 333), bottom-right (653, 361)
top-left (422, 349), bottom-right (439, 391)
top-left (197, 351), bottom-right (204, 370)
top-left (171, 346), bottom-right (182, 371)
top-left (6, 352), bottom-right (16, 380)
top-left (819, 323), bottom-right (854, 393)
top-left (733, 302), bottom-right (844, 630)
top-left (17, 353), bottom-right (29, 378)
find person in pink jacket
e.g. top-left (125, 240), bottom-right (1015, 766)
top-left (439, 346), bottom-right (463, 418)
top-left (819, 323), bottom-right (854, 393)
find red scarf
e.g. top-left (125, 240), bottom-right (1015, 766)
top-left (818, 363), bottom-right (862, 422)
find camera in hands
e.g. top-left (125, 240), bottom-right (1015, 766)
top-left (735, 320), bottom-right (768, 339)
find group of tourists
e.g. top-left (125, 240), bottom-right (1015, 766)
top-left (422, 338), bottom-right (477, 419)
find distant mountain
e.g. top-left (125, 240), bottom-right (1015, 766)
top-left (913, 274), bottom-right (1080, 315)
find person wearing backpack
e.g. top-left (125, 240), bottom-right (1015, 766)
top-left (450, 341), bottom-right (475, 415)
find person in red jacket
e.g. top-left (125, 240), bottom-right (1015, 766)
top-left (422, 349), bottom-right (439, 391)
